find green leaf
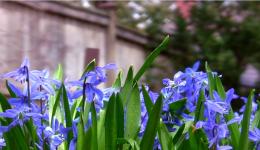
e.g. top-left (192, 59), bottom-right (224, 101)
top-left (81, 59), bottom-right (96, 78)
top-left (71, 97), bottom-right (82, 120)
top-left (125, 84), bottom-right (141, 139)
top-left (53, 64), bottom-right (63, 80)
top-left (62, 84), bottom-right (73, 145)
top-left (158, 121), bottom-right (174, 150)
top-left (172, 124), bottom-right (185, 145)
top-left (97, 110), bottom-right (106, 150)
top-left (169, 98), bottom-right (187, 112)
top-left (0, 119), bottom-right (29, 150)
top-left (224, 112), bottom-right (240, 150)
top-left (205, 62), bottom-right (215, 99)
top-left (91, 102), bottom-right (98, 150)
top-left (76, 118), bottom-right (85, 150)
top-left (0, 92), bottom-right (11, 111)
top-left (105, 94), bottom-right (117, 150)
top-left (117, 138), bottom-right (140, 150)
top-left (239, 89), bottom-right (255, 150)
top-left (175, 121), bottom-right (193, 149)
top-left (188, 128), bottom-right (208, 150)
top-left (112, 71), bottom-right (122, 89)
top-left (24, 119), bottom-right (38, 149)
top-left (194, 90), bottom-right (205, 123)
top-left (205, 62), bottom-right (212, 72)
top-left (50, 86), bottom-right (62, 126)
top-left (85, 127), bottom-right (93, 150)
top-left (134, 35), bottom-right (170, 82)
top-left (120, 66), bottom-right (134, 106)
top-left (141, 84), bottom-right (154, 116)
top-left (49, 64), bottom-right (64, 125)
top-left (215, 76), bottom-right (226, 99)
top-left (140, 94), bottom-right (163, 150)
top-left (116, 94), bottom-right (124, 139)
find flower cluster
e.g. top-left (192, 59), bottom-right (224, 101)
top-left (0, 58), bottom-right (258, 150)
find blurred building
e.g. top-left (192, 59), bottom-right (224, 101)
top-left (0, 1), bottom-right (166, 84)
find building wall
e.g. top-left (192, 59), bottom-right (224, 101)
top-left (115, 39), bottom-right (146, 79)
top-left (0, 2), bottom-right (147, 82)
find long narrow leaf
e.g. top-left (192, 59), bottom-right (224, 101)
top-left (50, 86), bottom-right (62, 126)
top-left (105, 94), bottom-right (117, 150)
top-left (134, 35), bottom-right (169, 82)
top-left (194, 90), bottom-right (205, 123)
top-left (158, 121), bottom-right (174, 150)
top-left (141, 85), bottom-right (153, 116)
top-left (62, 84), bottom-right (73, 145)
top-left (125, 84), bottom-right (141, 139)
top-left (91, 102), bottom-right (98, 150)
top-left (239, 89), bottom-right (255, 150)
top-left (140, 94), bottom-right (163, 150)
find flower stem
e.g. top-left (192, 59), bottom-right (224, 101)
top-left (81, 77), bottom-right (87, 113)
top-left (25, 66), bottom-right (31, 107)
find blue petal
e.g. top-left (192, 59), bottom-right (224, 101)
top-left (192, 61), bottom-right (200, 71)
top-left (7, 81), bottom-right (23, 96)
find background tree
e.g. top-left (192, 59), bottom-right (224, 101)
top-left (116, 1), bottom-right (260, 95)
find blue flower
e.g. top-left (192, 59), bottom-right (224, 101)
top-left (205, 100), bottom-right (229, 114)
top-left (36, 119), bottom-right (67, 150)
top-left (81, 64), bottom-right (116, 85)
top-left (0, 107), bottom-right (43, 132)
top-left (30, 69), bottom-right (59, 95)
top-left (196, 121), bottom-right (229, 149)
top-left (249, 128), bottom-right (260, 142)
top-left (1, 58), bottom-right (30, 83)
top-left (6, 81), bottom-right (46, 108)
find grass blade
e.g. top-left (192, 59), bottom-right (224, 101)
top-left (105, 94), bottom-right (117, 150)
top-left (91, 102), bottom-right (98, 150)
top-left (140, 94), bottom-right (163, 150)
top-left (134, 36), bottom-right (169, 82)
top-left (120, 66), bottom-right (134, 106)
top-left (50, 86), bottom-right (62, 126)
top-left (125, 84), bottom-right (141, 139)
top-left (141, 85), bottom-right (154, 116)
top-left (61, 84), bottom-right (73, 145)
top-left (194, 90), bottom-right (205, 123)
top-left (81, 59), bottom-right (96, 78)
top-left (239, 89), bottom-right (255, 150)
top-left (158, 121), bottom-right (174, 150)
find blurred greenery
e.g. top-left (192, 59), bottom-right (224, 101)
top-left (116, 1), bottom-right (260, 94)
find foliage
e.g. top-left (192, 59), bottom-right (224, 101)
top-left (0, 36), bottom-right (259, 150)
top-left (116, 1), bottom-right (260, 94)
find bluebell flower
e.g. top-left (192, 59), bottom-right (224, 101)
top-left (249, 128), bottom-right (260, 150)
top-left (6, 81), bottom-right (46, 108)
top-left (249, 128), bottom-right (260, 142)
top-left (1, 58), bottom-right (30, 83)
top-left (81, 63), bottom-right (116, 85)
top-left (205, 100), bottom-right (229, 114)
top-left (30, 69), bottom-right (59, 95)
top-left (0, 107), bottom-right (43, 132)
top-left (161, 61), bottom-right (208, 113)
top-left (36, 119), bottom-right (67, 150)
top-left (196, 120), bottom-right (229, 149)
